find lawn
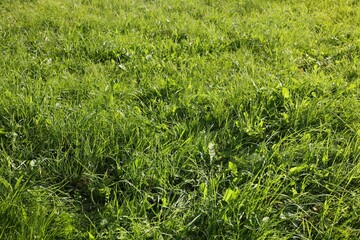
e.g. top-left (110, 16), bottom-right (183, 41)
top-left (0, 0), bottom-right (360, 239)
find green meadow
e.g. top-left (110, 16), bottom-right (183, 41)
top-left (1, 0), bottom-right (360, 239)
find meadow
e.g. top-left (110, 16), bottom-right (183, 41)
top-left (0, 0), bottom-right (360, 239)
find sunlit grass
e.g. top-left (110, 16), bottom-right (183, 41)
top-left (0, 0), bottom-right (359, 239)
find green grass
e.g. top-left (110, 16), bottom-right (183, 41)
top-left (1, 0), bottom-right (360, 239)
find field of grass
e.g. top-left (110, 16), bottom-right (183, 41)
top-left (1, 0), bottom-right (360, 239)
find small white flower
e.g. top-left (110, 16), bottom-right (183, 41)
top-left (208, 142), bottom-right (216, 162)
top-left (30, 160), bottom-right (36, 169)
top-left (100, 218), bottom-right (108, 226)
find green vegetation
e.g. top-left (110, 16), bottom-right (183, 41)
top-left (1, 0), bottom-right (359, 239)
